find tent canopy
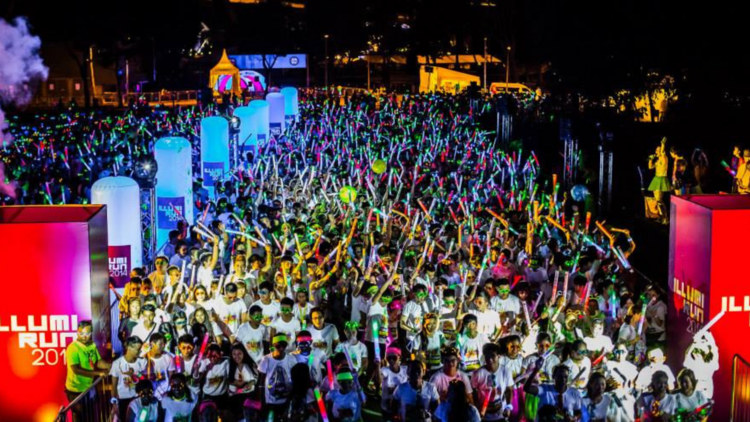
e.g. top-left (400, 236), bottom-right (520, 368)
top-left (209, 49), bottom-right (242, 96)
top-left (346, 54), bottom-right (501, 65)
top-left (419, 65), bottom-right (480, 94)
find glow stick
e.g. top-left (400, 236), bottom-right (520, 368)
top-left (582, 281), bottom-right (593, 307)
top-left (326, 359), bottom-right (334, 389)
top-left (481, 386), bottom-right (494, 416)
top-left (551, 271), bottom-right (559, 301)
top-left (562, 272), bottom-right (569, 302)
top-left (533, 290), bottom-right (544, 316)
top-left (522, 301), bottom-right (532, 329)
top-left (372, 320), bottom-right (381, 361)
top-left (314, 388), bottom-right (330, 422)
top-left (189, 264), bottom-right (197, 288)
top-left (695, 311), bottom-right (725, 339)
top-left (611, 246), bottom-right (633, 272)
top-left (637, 298), bottom-right (655, 335)
top-left (193, 333), bottom-right (210, 373)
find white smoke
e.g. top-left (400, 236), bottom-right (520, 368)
top-left (0, 17), bottom-right (48, 146)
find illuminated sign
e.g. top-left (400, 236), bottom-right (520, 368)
top-left (229, 54), bottom-right (307, 70)
top-left (157, 196), bottom-right (185, 230)
top-left (202, 161), bottom-right (225, 187)
top-left (108, 245), bottom-right (131, 288)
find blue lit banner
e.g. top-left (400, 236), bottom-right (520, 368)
top-left (229, 54), bottom-right (307, 70)
top-left (270, 123), bottom-right (282, 137)
top-left (202, 161), bottom-right (225, 188)
top-left (156, 196), bottom-right (185, 230)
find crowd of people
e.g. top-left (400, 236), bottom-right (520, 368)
top-left (2, 90), bottom-right (719, 421)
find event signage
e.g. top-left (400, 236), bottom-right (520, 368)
top-left (202, 161), bottom-right (225, 188)
top-left (229, 54), bottom-right (307, 70)
top-left (108, 245), bottom-right (131, 288)
top-left (157, 196), bottom-right (185, 230)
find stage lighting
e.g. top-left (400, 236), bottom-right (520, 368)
top-left (132, 154), bottom-right (158, 189)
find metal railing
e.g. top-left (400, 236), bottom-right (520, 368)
top-left (55, 376), bottom-right (115, 422)
top-left (732, 354), bottom-right (750, 421)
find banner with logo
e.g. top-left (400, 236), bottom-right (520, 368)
top-left (108, 245), bottom-right (131, 288)
top-left (202, 161), bottom-right (225, 188)
top-left (156, 196), bottom-right (185, 230)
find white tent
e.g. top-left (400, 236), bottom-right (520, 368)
top-left (419, 65), bottom-right (480, 94)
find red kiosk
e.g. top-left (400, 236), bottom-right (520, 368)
top-left (0, 206), bottom-right (110, 421)
top-left (669, 195), bottom-right (750, 421)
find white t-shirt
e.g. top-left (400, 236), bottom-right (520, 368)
top-left (582, 394), bottom-right (621, 421)
top-left (584, 335), bottom-right (614, 354)
top-left (365, 301), bottom-right (389, 343)
top-left (151, 352), bottom-right (176, 399)
top-left (402, 300), bottom-right (428, 341)
top-left (127, 398), bottom-right (159, 422)
top-left (392, 381), bottom-right (440, 421)
top-left (294, 303), bottom-right (312, 329)
top-left (636, 393), bottom-right (676, 420)
top-left (198, 266), bottom-right (214, 290)
top-left (380, 366), bottom-right (408, 411)
top-left (131, 322), bottom-right (160, 343)
top-left (199, 358), bottom-right (230, 396)
top-left (270, 316), bottom-right (302, 342)
top-left (228, 363), bottom-right (257, 396)
top-left (234, 322), bottom-right (267, 364)
top-left (258, 353), bottom-right (297, 405)
top-left (110, 356), bottom-right (148, 399)
top-left (646, 301), bottom-right (667, 339)
top-left (350, 295), bottom-right (370, 324)
top-left (469, 309), bottom-right (502, 337)
top-left (335, 341), bottom-right (368, 373)
top-left (250, 300), bottom-right (281, 329)
top-left (523, 353), bottom-right (561, 383)
top-left (635, 363), bottom-right (676, 392)
top-left (672, 390), bottom-right (708, 412)
top-left (470, 366), bottom-right (514, 421)
top-left (457, 333), bottom-right (489, 372)
top-left (326, 389), bottom-right (365, 421)
top-left (161, 396), bottom-right (198, 422)
top-left (498, 355), bottom-right (526, 381)
top-left (293, 349), bottom-right (327, 386)
top-left (563, 357), bottom-right (592, 390)
top-left (308, 323), bottom-right (340, 357)
top-left (534, 384), bottom-right (585, 419)
top-left (606, 360), bottom-right (638, 389)
top-left (180, 354), bottom-right (200, 396)
top-left (491, 295), bottom-right (522, 316)
top-left (423, 330), bottom-right (445, 370)
top-left (211, 297), bottom-right (248, 334)
top-left (429, 371), bottom-right (473, 400)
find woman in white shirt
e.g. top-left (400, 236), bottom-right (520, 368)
top-left (227, 343), bottom-right (258, 420)
top-left (673, 368), bottom-right (709, 414)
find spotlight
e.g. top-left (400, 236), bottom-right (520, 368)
top-left (133, 154), bottom-right (158, 189)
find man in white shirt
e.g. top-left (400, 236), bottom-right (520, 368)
top-left (234, 305), bottom-right (268, 365)
top-left (471, 343), bottom-right (513, 421)
top-left (401, 284), bottom-right (430, 348)
top-left (524, 363), bottom-right (586, 420)
top-left (392, 360), bottom-right (440, 421)
top-left (110, 336), bottom-right (148, 420)
top-left (429, 347), bottom-right (473, 400)
top-left (635, 348), bottom-right (676, 392)
top-left (490, 279), bottom-right (521, 315)
top-left (211, 282), bottom-right (248, 337)
top-left (258, 334), bottom-right (298, 412)
top-left (131, 304), bottom-right (161, 343)
top-left (309, 307), bottom-right (340, 357)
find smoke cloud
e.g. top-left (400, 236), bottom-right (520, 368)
top-left (0, 17), bottom-right (49, 146)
